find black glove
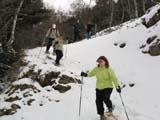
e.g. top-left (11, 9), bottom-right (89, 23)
top-left (55, 41), bottom-right (58, 44)
top-left (81, 72), bottom-right (88, 77)
top-left (53, 48), bottom-right (56, 53)
top-left (116, 86), bottom-right (121, 93)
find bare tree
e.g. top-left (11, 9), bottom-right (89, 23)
top-left (133, 0), bottom-right (138, 18)
top-left (109, 0), bottom-right (114, 28)
top-left (7, 0), bottom-right (25, 54)
top-left (120, 0), bottom-right (125, 23)
top-left (127, 0), bottom-right (131, 19)
top-left (142, 0), bottom-right (146, 13)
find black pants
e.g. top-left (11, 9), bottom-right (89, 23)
top-left (74, 31), bottom-right (81, 42)
top-left (96, 88), bottom-right (113, 115)
top-left (55, 50), bottom-right (63, 64)
top-left (46, 38), bottom-right (54, 52)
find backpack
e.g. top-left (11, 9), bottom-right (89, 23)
top-left (49, 28), bottom-right (58, 37)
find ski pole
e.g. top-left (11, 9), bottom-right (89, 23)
top-left (37, 46), bottom-right (43, 58)
top-left (37, 38), bottom-right (46, 58)
top-left (64, 44), bottom-right (68, 59)
top-left (119, 93), bottom-right (130, 120)
top-left (78, 76), bottom-right (84, 120)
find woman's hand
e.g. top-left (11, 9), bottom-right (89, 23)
top-left (116, 86), bottom-right (121, 93)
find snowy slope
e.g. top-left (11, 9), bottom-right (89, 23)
top-left (1, 4), bottom-right (160, 120)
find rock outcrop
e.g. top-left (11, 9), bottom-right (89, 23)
top-left (149, 38), bottom-right (160, 56)
top-left (142, 7), bottom-right (160, 28)
top-left (0, 104), bottom-right (21, 117)
top-left (141, 35), bottom-right (160, 56)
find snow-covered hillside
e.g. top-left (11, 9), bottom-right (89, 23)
top-left (0, 4), bottom-right (160, 120)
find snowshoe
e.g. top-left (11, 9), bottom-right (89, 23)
top-left (100, 115), bottom-right (107, 120)
top-left (108, 105), bottom-right (115, 113)
top-left (104, 113), bottom-right (120, 120)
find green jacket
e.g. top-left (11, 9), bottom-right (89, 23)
top-left (88, 66), bottom-right (119, 90)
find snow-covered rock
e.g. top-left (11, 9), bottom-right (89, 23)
top-left (142, 3), bottom-right (160, 28)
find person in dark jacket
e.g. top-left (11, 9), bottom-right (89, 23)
top-left (73, 19), bottom-right (81, 42)
top-left (86, 22), bottom-right (94, 39)
top-left (81, 56), bottom-right (121, 120)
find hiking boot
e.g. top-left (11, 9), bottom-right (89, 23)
top-left (100, 115), bottom-right (107, 120)
top-left (45, 51), bottom-right (49, 54)
top-left (55, 63), bottom-right (60, 66)
top-left (108, 105), bottom-right (115, 113)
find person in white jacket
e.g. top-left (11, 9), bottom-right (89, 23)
top-left (53, 36), bottom-right (64, 66)
top-left (45, 24), bottom-right (60, 53)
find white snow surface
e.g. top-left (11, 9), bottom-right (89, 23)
top-left (12, 78), bottom-right (35, 85)
top-left (1, 4), bottom-right (160, 120)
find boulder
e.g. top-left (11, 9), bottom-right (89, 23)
top-left (119, 43), bottom-right (126, 48)
top-left (53, 84), bottom-right (71, 93)
top-left (5, 84), bottom-right (40, 96)
top-left (129, 83), bottom-right (135, 87)
top-left (140, 44), bottom-right (146, 49)
top-left (114, 43), bottom-right (118, 46)
top-left (149, 39), bottom-right (160, 56)
top-left (39, 71), bottom-right (60, 87)
top-left (21, 66), bottom-right (41, 80)
top-left (114, 42), bottom-right (126, 48)
top-left (0, 104), bottom-right (21, 117)
top-left (146, 36), bottom-right (157, 44)
top-left (23, 92), bottom-right (33, 98)
top-left (45, 71), bottom-right (60, 80)
top-left (11, 104), bottom-right (21, 110)
top-left (59, 75), bottom-right (80, 84)
top-left (142, 8), bottom-right (160, 28)
top-left (5, 96), bottom-right (22, 102)
top-left (27, 99), bottom-right (35, 106)
top-left (22, 69), bottom-right (60, 87)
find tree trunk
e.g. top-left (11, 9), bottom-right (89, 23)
top-left (120, 0), bottom-right (125, 23)
top-left (142, 0), bottom-right (146, 14)
top-left (133, 0), bottom-right (138, 18)
top-left (89, 0), bottom-right (92, 6)
top-left (7, 0), bottom-right (25, 54)
top-left (127, 0), bottom-right (131, 19)
top-left (109, 0), bottom-right (114, 29)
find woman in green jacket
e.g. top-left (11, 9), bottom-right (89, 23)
top-left (81, 56), bottom-right (121, 120)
